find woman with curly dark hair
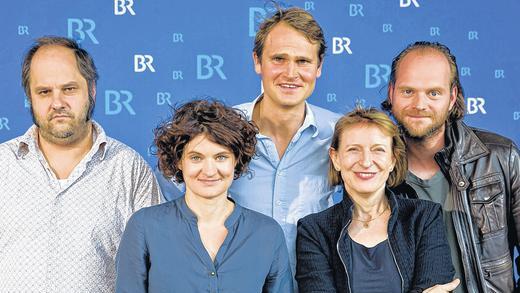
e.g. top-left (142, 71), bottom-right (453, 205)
top-left (115, 100), bottom-right (293, 292)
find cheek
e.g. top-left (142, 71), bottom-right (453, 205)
top-left (300, 68), bottom-right (319, 81)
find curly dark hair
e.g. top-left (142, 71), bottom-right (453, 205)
top-left (154, 100), bottom-right (258, 183)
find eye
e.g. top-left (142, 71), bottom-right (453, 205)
top-left (64, 86), bottom-right (77, 93)
top-left (190, 155), bottom-right (201, 161)
top-left (216, 155), bottom-right (229, 161)
top-left (402, 89), bottom-right (413, 96)
top-left (373, 147), bottom-right (386, 153)
top-left (346, 147), bottom-right (359, 152)
top-left (272, 56), bottom-right (285, 63)
top-left (38, 89), bottom-right (50, 95)
top-left (429, 90), bottom-right (441, 97)
top-left (297, 59), bottom-right (310, 65)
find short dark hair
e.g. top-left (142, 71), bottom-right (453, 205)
top-left (329, 107), bottom-right (407, 188)
top-left (154, 100), bottom-right (258, 183)
top-left (253, 6), bottom-right (326, 64)
top-left (21, 36), bottom-right (98, 120)
top-left (382, 41), bottom-right (465, 121)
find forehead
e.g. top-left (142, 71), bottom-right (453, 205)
top-left (184, 134), bottom-right (232, 154)
top-left (395, 49), bottom-right (451, 84)
top-left (340, 123), bottom-right (392, 145)
top-left (29, 45), bottom-right (84, 83)
top-left (263, 22), bottom-right (319, 56)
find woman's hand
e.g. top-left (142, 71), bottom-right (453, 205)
top-left (423, 279), bottom-right (460, 293)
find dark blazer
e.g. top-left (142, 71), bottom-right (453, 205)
top-left (296, 187), bottom-right (454, 293)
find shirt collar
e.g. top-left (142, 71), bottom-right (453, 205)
top-left (176, 196), bottom-right (242, 229)
top-left (241, 94), bottom-right (319, 138)
top-left (16, 120), bottom-right (108, 160)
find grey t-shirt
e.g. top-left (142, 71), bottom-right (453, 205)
top-left (406, 171), bottom-right (466, 293)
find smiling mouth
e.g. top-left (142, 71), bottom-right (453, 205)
top-left (198, 179), bottom-right (222, 184)
top-left (278, 83), bottom-right (301, 89)
top-left (355, 172), bottom-right (376, 179)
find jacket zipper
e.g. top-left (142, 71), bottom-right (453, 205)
top-left (336, 220), bottom-right (352, 292)
top-left (387, 239), bottom-right (405, 293)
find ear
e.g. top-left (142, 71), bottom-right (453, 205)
top-left (329, 147), bottom-right (341, 172)
top-left (316, 57), bottom-right (323, 78)
top-left (91, 83), bottom-right (96, 101)
top-left (448, 85), bottom-right (458, 111)
top-left (253, 52), bottom-right (262, 75)
top-left (177, 160), bottom-right (183, 172)
top-left (387, 83), bottom-right (395, 105)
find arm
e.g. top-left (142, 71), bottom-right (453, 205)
top-left (115, 211), bottom-right (149, 293)
top-left (509, 143), bottom-right (520, 288)
top-left (131, 155), bottom-right (161, 209)
top-left (410, 204), bottom-right (455, 293)
top-left (296, 218), bottom-right (337, 293)
top-left (263, 226), bottom-right (294, 293)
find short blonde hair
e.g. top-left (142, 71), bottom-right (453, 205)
top-left (328, 107), bottom-right (407, 188)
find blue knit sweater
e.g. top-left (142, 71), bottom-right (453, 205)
top-left (296, 188), bottom-right (454, 293)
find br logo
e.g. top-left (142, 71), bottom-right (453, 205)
top-left (105, 90), bottom-right (135, 115)
top-left (197, 55), bottom-right (227, 80)
top-left (134, 55), bottom-right (155, 72)
top-left (400, 0), bottom-right (420, 7)
top-left (114, 0), bottom-right (135, 15)
top-left (0, 117), bottom-right (9, 130)
top-left (466, 97), bottom-right (486, 115)
top-left (67, 18), bottom-right (98, 44)
top-left (365, 64), bottom-right (390, 88)
top-left (332, 37), bottom-right (352, 55)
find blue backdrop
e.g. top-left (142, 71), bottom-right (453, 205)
top-left (1, 0), bottom-right (519, 168)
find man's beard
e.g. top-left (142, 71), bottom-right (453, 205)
top-left (31, 105), bottom-right (89, 145)
top-left (394, 108), bottom-right (449, 140)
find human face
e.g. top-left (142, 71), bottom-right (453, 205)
top-left (179, 135), bottom-right (236, 201)
top-left (29, 45), bottom-right (93, 145)
top-left (253, 23), bottom-right (322, 109)
top-left (330, 124), bottom-right (395, 198)
top-left (389, 50), bottom-right (457, 139)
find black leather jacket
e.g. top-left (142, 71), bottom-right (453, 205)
top-left (396, 120), bottom-right (520, 293)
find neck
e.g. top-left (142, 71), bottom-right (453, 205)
top-left (347, 186), bottom-right (388, 218)
top-left (184, 192), bottom-right (234, 224)
top-left (252, 96), bottom-right (306, 138)
top-left (405, 124), bottom-right (446, 179)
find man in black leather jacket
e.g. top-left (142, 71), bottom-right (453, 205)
top-left (382, 41), bottom-right (520, 293)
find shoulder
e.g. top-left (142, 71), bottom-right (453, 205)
top-left (298, 202), bottom-right (343, 233)
top-left (103, 136), bottom-right (152, 169)
top-left (130, 200), bottom-right (176, 224)
top-left (308, 103), bottom-right (341, 137)
top-left (394, 198), bottom-right (442, 224)
top-left (240, 206), bottom-right (284, 234)
top-left (463, 122), bottom-right (517, 150)
top-left (0, 136), bottom-right (20, 155)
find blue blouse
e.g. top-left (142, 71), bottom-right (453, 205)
top-left (115, 197), bottom-right (293, 293)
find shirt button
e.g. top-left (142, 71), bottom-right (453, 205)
top-left (458, 181), bottom-right (465, 187)
top-left (210, 271), bottom-right (216, 277)
top-left (277, 171), bottom-right (285, 176)
top-left (276, 200), bottom-right (282, 206)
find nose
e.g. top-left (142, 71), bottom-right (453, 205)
top-left (412, 92), bottom-right (427, 111)
top-left (359, 150), bottom-right (373, 168)
top-left (50, 90), bottom-right (66, 110)
top-left (284, 61), bottom-right (298, 79)
top-left (202, 159), bottom-right (217, 176)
